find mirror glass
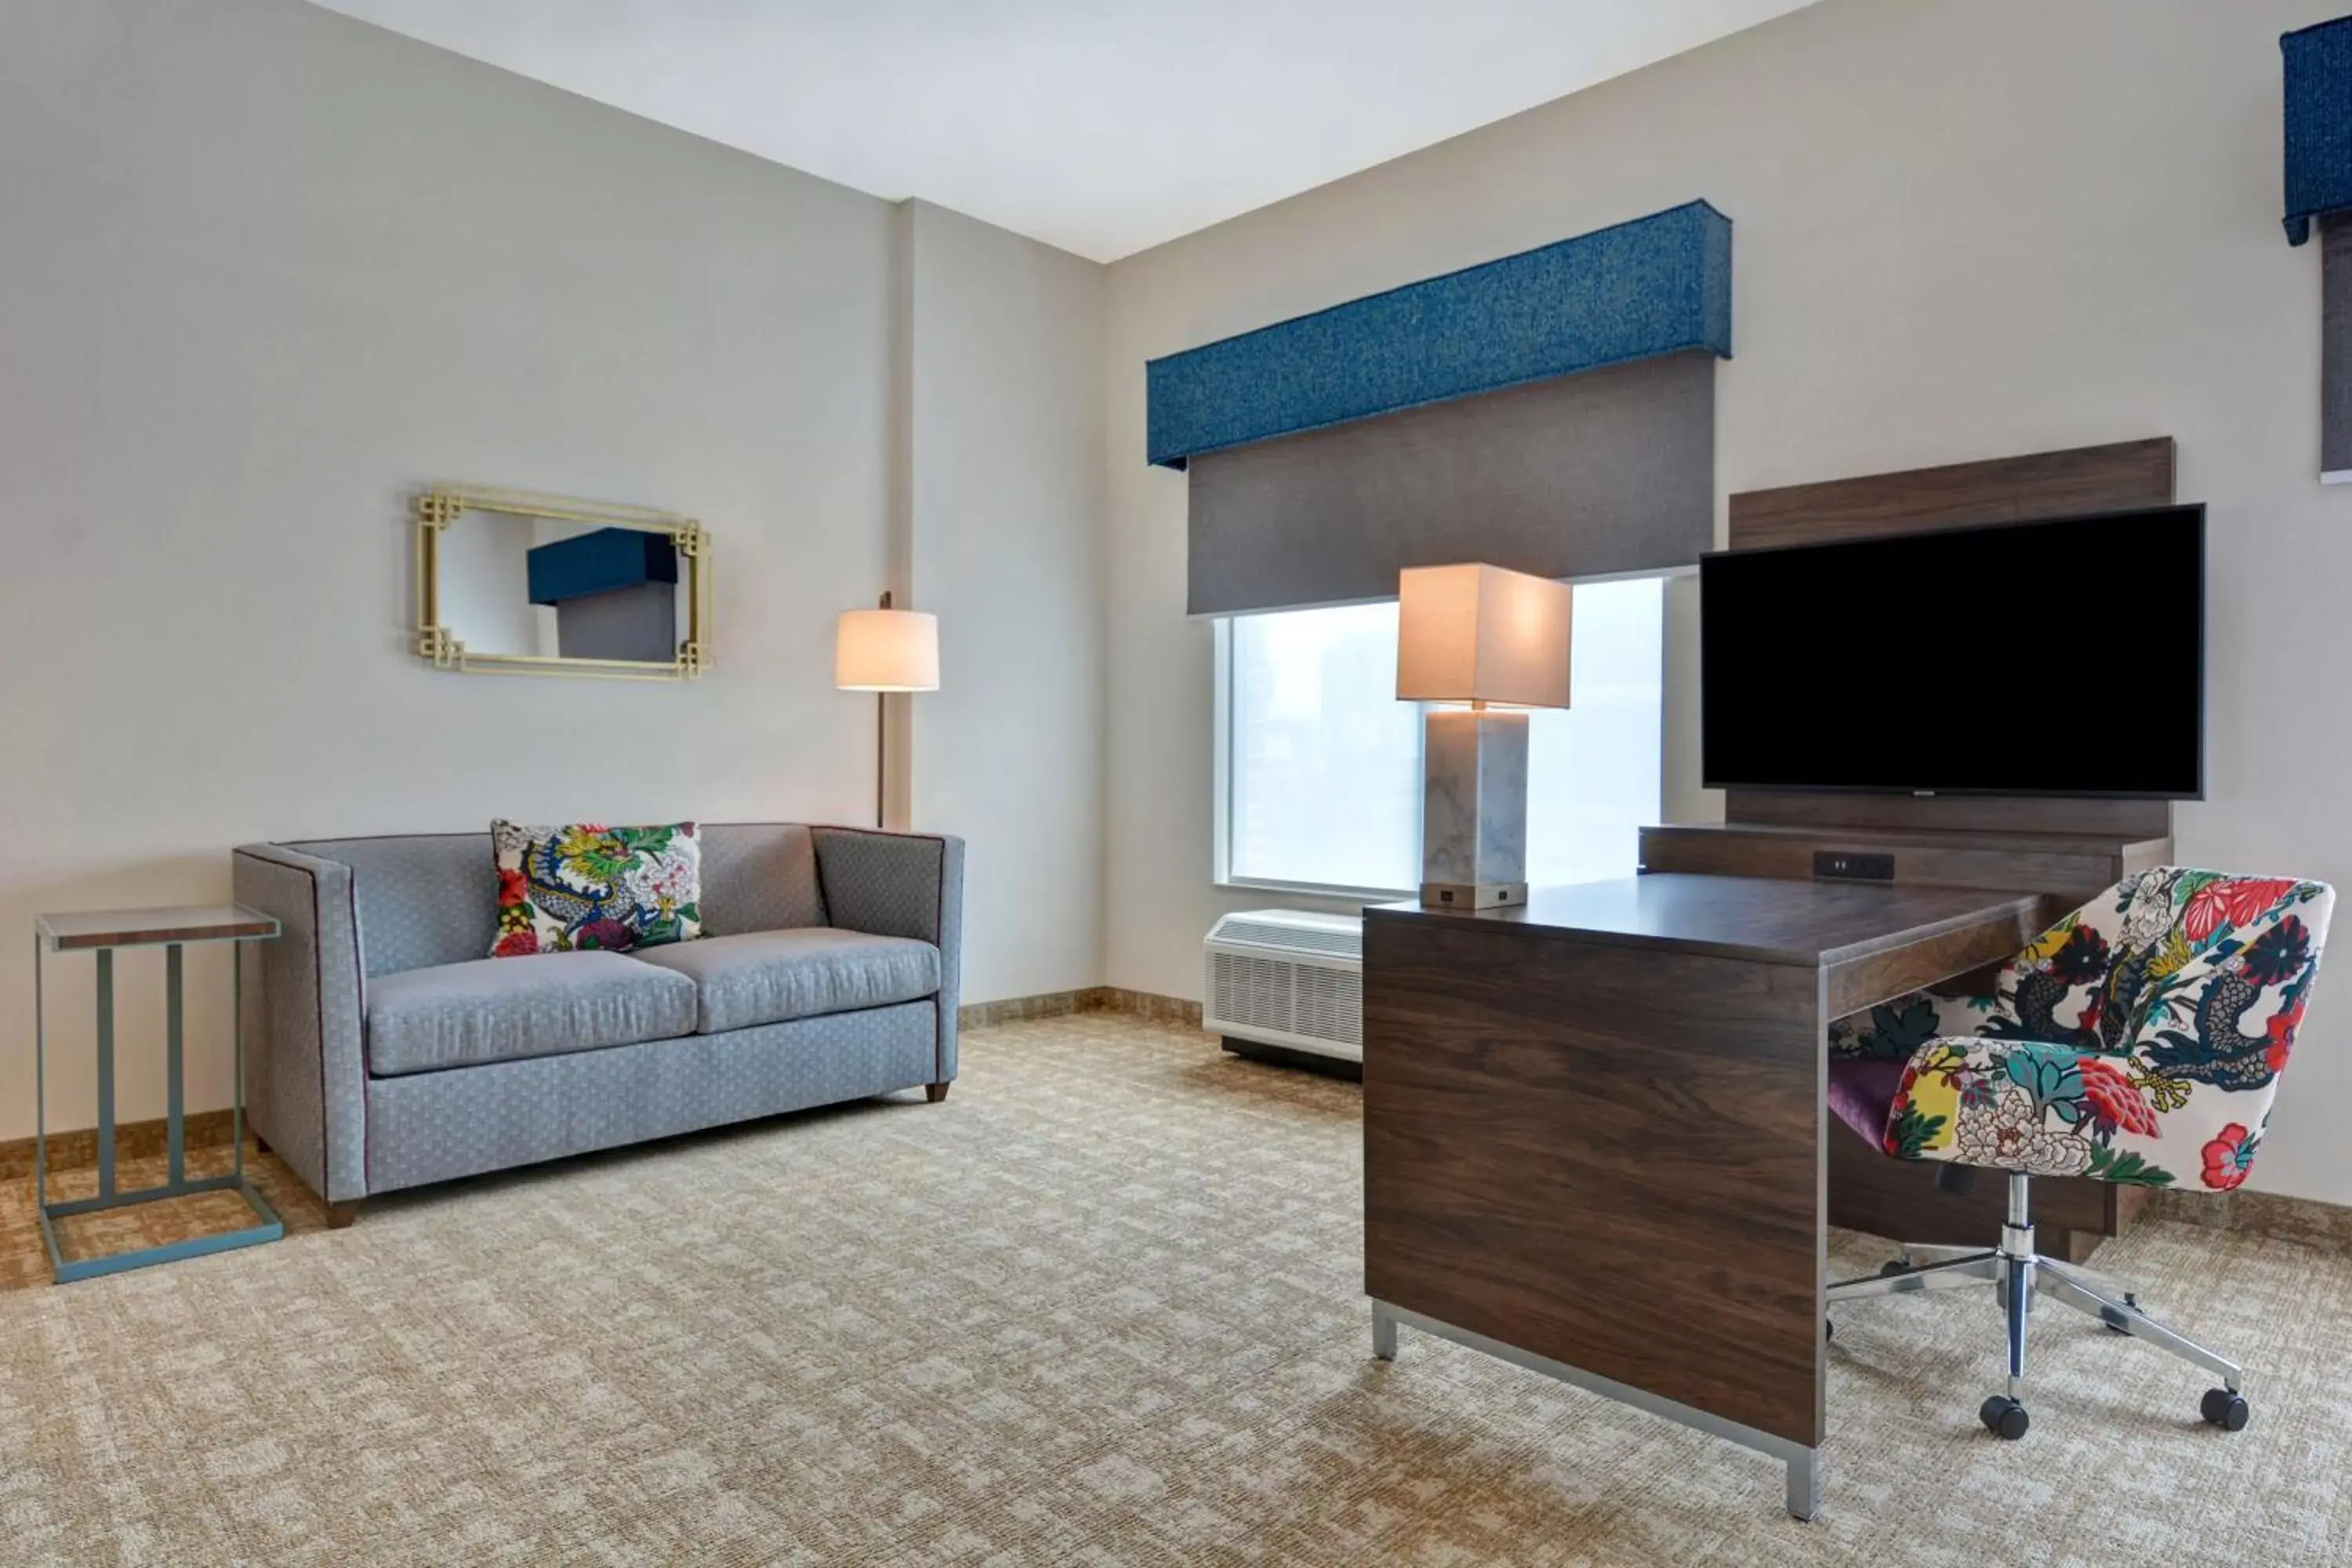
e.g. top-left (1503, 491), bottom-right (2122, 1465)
top-left (418, 488), bottom-right (708, 678)
top-left (441, 514), bottom-right (687, 662)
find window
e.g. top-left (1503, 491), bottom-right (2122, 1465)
top-left (1218, 577), bottom-right (1667, 896)
top-left (1226, 601), bottom-right (1424, 893)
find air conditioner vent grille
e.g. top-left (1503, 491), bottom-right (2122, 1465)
top-left (1214, 917), bottom-right (1360, 960)
top-left (1293, 964), bottom-right (1359, 1043)
top-left (1211, 953), bottom-right (1294, 1036)
top-left (1203, 909), bottom-right (1365, 1062)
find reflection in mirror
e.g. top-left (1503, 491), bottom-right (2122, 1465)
top-left (416, 486), bottom-right (709, 679)
top-left (440, 517), bottom-right (686, 662)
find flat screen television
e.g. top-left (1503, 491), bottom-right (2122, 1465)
top-left (1700, 504), bottom-right (2205, 798)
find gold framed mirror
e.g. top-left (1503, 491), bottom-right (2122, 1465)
top-left (414, 485), bottom-right (710, 680)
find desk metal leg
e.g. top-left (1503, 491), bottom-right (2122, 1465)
top-left (95, 949), bottom-right (115, 1200)
top-left (165, 943), bottom-right (184, 1185)
top-left (1369, 1298), bottom-right (1824, 1520)
top-left (1786, 1450), bottom-right (1820, 1521)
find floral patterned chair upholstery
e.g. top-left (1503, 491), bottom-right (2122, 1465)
top-left (1824, 867), bottom-right (2333, 1441)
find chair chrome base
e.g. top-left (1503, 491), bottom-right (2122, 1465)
top-left (1827, 1173), bottom-right (2245, 1437)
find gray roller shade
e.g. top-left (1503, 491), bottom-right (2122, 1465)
top-left (2328, 214), bottom-right (2350, 484)
top-left (1185, 350), bottom-right (1715, 618)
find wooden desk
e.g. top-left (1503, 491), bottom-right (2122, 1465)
top-left (1361, 874), bottom-right (2047, 1519)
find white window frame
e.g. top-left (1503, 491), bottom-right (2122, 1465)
top-left (1210, 570), bottom-right (1681, 902)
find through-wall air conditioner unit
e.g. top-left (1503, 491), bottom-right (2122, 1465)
top-left (1203, 909), bottom-right (1363, 1064)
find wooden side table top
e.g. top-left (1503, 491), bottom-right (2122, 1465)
top-left (34, 905), bottom-right (281, 953)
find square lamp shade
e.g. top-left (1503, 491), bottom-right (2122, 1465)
top-left (1396, 563), bottom-right (1571, 707)
top-left (835, 608), bottom-right (940, 692)
top-left (1397, 563), bottom-right (1570, 913)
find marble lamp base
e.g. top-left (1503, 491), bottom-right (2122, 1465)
top-left (1420, 707), bottom-right (1529, 910)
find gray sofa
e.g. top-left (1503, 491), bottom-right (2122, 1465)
top-left (231, 824), bottom-right (964, 1220)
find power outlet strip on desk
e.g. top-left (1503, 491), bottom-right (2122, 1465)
top-left (1813, 849), bottom-right (1895, 881)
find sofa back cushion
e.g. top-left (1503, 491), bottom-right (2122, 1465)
top-left (289, 834), bottom-right (500, 978)
top-left (287, 823), bottom-right (828, 979)
top-left (700, 823), bottom-right (829, 936)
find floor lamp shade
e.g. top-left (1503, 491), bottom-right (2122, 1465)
top-left (835, 609), bottom-right (940, 692)
top-left (1396, 564), bottom-right (1571, 912)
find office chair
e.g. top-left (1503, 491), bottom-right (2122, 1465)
top-left (1824, 867), bottom-right (2333, 1439)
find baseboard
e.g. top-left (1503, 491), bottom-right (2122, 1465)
top-left (959, 987), bottom-right (1203, 1032)
top-left (958, 987), bottom-right (1112, 1029)
top-left (1094, 988), bottom-right (1206, 1028)
top-left (2147, 1186), bottom-right (2352, 1247)
top-left (8, 993), bottom-right (1211, 1167)
top-left (0, 1109), bottom-right (244, 1179)
top-left (13, 1047), bottom-right (2343, 1250)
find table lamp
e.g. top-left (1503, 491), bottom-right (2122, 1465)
top-left (1396, 563), bottom-right (1572, 910)
top-left (835, 591), bottom-right (940, 828)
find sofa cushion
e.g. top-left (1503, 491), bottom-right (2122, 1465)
top-left (366, 951), bottom-right (699, 1076)
top-left (629, 927), bottom-right (941, 1035)
top-left (699, 824), bottom-right (827, 935)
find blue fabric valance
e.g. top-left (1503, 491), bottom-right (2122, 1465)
top-left (1145, 200), bottom-right (1732, 467)
top-left (2286, 16), bottom-right (2352, 246)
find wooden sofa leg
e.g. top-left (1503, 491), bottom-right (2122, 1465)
top-left (325, 1201), bottom-right (361, 1229)
top-left (925, 1083), bottom-right (951, 1104)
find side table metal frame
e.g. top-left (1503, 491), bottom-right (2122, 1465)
top-left (34, 916), bottom-right (285, 1283)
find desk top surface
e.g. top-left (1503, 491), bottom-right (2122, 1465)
top-left (1368, 873), bottom-right (2046, 968)
top-left (36, 905), bottom-right (282, 952)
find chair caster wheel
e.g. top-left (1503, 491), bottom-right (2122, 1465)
top-left (2103, 1291), bottom-right (2140, 1334)
top-left (1824, 1319), bottom-right (1834, 1341)
top-left (1880, 1258), bottom-right (1911, 1277)
top-left (2201, 1388), bottom-right (2249, 1431)
top-left (1980, 1396), bottom-right (2030, 1439)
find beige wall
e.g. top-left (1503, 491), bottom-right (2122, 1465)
top-left (0, 0), bottom-right (1105, 1141)
top-left (13, 0), bottom-right (2352, 1207)
top-left (901, 200), bottom-right (1109, 1001)
top-left (1102, 0), bottom-right (2352, 1202)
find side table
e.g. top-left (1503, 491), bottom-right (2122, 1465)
top-left (33, 905), bottom-right (285, 1283)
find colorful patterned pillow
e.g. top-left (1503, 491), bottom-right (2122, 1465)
top-left (490, 820), bottom-right (702, 957)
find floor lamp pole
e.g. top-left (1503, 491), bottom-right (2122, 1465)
top-left (874, 590), bottom-right (892, 829)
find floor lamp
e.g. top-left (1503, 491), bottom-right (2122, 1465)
top-left (835, 592), bottom-right (940, 829)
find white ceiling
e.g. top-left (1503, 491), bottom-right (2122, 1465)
top-left (310, 0), bottom-right (1816, 262)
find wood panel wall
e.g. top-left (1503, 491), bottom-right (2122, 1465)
top-left (1726, 437), bottom-right (2176, 551)
top-left (1719, 437), bottom-right (2178, 842)
top-left (1710, 437), bottom-right (2183, 1256)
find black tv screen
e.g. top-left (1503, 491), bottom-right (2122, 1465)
top-left (1700, 505), bottom-right (2205, 797)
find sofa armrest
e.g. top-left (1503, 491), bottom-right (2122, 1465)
top-left (811, 829), bottom-right (965, 1083)
top-left (232, 843), bottom-right (371, 1203)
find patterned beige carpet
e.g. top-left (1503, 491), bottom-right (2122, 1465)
top-left (4, 1014), bottom-right (2350, 1566)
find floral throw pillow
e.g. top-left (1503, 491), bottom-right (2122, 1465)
top-left (491, 820), bottom-right (702, 957)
